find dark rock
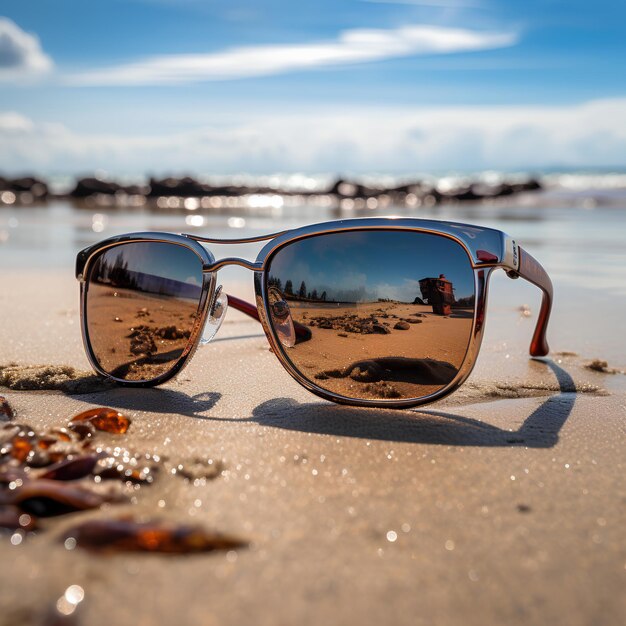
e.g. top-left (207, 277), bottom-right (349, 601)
top-left (123, 184), bottom-right (149, 195)
top-left (0, 176), bottom-right (49, 199)
top-left (129, 332), bottom-right (157, 356)
top-left (147, 176), bottom-right (277, 198)
top-left (372, 324), bottom-right (391, 335)
top-left (513, 178), bottom-right (542, 192)
top-left (71, 177), bottom-right (121, 197)
top-left (394, 321), bottom-right (410, 330)
top-left (328, 178), bottom-right (381, 198)
top-left (388, 182), bottom-right (424, 195)
top-left (9, 176), bottom-right (49, 198)
top-left (470, 182), bottom-right (514, 198)
top-left (70, 177), bottom-right (148, 198)
top-left (148, 176), bottom-right (208, 197)
top-left (158, 325), bottom-right (179, 340)
top-left (349, 364), bottom-right (385, 382)
top-left (442, 187), bottom-right (482, 202)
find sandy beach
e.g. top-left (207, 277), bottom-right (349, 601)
top-left (85, 282), bottom-right (200, 381)
top-left (286, 301), bottom-right (473, 399)
top-left (2, 0), bottom-right (625, 619)
top-left (0, 219), bottom-right (624, 626)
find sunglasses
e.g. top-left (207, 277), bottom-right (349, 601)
top-left (75, 218), bottom-right (552, 408)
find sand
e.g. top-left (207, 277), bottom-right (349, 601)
top-left (286, 301), bottom-right (473, 399)
top-left (0, 268), bottom-right (625, 626)
top-left (85, 282), bottom-right (200, 381)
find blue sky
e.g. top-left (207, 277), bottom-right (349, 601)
top-left (98, 240), bottom-right (204, 290)
top-left (1, 0), bottom-right (625, 175)
top-left (268, 230), bottom-right (475, 302)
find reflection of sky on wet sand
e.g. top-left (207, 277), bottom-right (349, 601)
top-left (268, 231), bottom-right (475, 303)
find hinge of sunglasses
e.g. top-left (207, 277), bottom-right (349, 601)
top-left (501, 236), bottom-right (520, 275)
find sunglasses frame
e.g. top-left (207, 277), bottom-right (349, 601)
top-left (76, 217), bottom-right (552, 409)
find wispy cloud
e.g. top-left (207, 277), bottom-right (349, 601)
top-left (66, 24), bottom-right (516, 86)
top-left (1, 99), bottom-right (624, 173)
top-left (0, 17), bottom-right (53, 80)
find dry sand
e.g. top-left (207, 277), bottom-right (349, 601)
top-left (86, 282), bottom-right (199, 381)
top-left (0, 269), bottom-right (625, 626)
top-left (287, 301), bottom-right (472, 399)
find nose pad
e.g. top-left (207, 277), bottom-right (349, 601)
top-left (268, 287), bottom-right (295, 348)
top-left (200, 285), bottom-right (228, 345)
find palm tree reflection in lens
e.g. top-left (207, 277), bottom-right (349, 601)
top-left (266, 231), bottom-right (476, 401)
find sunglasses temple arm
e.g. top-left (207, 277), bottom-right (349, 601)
top-left (226, 294), bottom-right (311, 341)
top-left (226, 294), bottom-right (259, 321)
top-left (506, 247), bottom-right (553, 357)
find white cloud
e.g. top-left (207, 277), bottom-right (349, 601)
top-left (0, 17), bottom-right (53, 80)
top-left (65, 24), bottom-right (516, 85)
top-left (1, 98), bottom-right (625, 173)
top-left (0, 111), bottom-right (34, 132)
top-left (373, 278), bottom-right (423, 302)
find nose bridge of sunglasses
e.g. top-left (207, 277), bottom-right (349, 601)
top-left (267, 286), bottom-right (296, 348)
top-left (200, 284), bottom-right (228, 345)
top-left (202, 257), bottom-right (263, 272)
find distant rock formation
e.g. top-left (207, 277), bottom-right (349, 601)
top-left (147, 176), bottom-right (277, 197)
top-left (0, 172), bottom-right (543, 207)
top-left (70, 177), bottom-right (148, 197)
top-left (327, 176), bottom-right (542, 205)
top-left (0, 175), bottom-right (49, 201)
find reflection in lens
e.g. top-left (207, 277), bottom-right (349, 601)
top-left (85, 242), bottom-right (204, 382)
top-left (266, 230), bottom-right (475, 401)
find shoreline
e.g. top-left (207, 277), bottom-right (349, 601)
top-left (1, 173), bottom-right (544, 210)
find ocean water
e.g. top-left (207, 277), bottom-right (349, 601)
top-left (1, 184), bottom-right (625, 365)
top-left (1, 184), bottom-right (625, 287)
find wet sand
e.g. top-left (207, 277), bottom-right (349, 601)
top-left (0, 269), bottom-right (625, 626)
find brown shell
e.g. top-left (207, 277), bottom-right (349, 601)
top-left (62, 517), bottom-right (247, 554)
top-left (69, 407), bottom-right (131, 434)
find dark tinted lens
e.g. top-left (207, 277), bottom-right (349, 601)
top-left (85, 241), bottom-right (204, 382)
top-left (266, 230), bottom-right (475, 401)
